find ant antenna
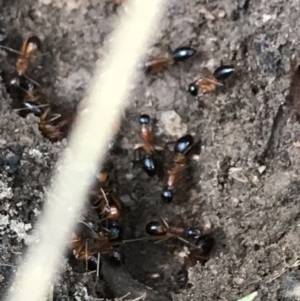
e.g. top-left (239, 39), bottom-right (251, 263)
top-left (48, 113), bottom-right (61, 123)
top-left (13, 103), bottom-right (49, 113)
top-left (159, 216), bottom-right (169, 228)
top-left (0, 45), bottom-right (23, 56)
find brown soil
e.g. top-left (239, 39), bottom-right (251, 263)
top-left (1, 0), bottom-right (300, 300)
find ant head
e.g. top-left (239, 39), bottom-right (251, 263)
top-left (109, 250), bottom-right (125, 266)
top-left (188, 82), bottom-right (198, 96)
top-left (161, 188), bottom-right (173, 203)
top-left (139, 113), bottom-right (151, 125)
top-left (183, 226), bottom-right (201, 239)
top-left (105, 223), bottom-right (123, 241)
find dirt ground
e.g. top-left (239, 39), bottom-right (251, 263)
top-left (1, 0), bottom-right (300, 300)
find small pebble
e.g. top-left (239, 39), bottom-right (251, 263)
top-left (160, 111), bottom-right (187, 137)
top-left (258, 165), bottom-right (266, 174)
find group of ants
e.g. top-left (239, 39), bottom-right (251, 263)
top-left (0, 33), bottom-right (235, 291)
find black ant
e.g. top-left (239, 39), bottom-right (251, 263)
top-left (188, 65), bottom-right (234, 97)
top-left (161, 134), bottom-right (194, 202)
top-left (140, 46), bottom-right (196, 74)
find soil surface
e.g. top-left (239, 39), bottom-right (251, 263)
top-left (1, 0), bottom-right (300, 300)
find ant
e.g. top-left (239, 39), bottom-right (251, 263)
top-left (175, 234), bottom-right (215, 289)
top-left (145, 217), bottom-right (202, 246)
top-left (70, 222), bottom-right (123, 265)
top-left (188, 65), bottom-right (234, 97)
top-left (103, 220), bottom-right (123, 241)
top-left (38, 107), bottom-right (74, 142)
top-left (161, 134), bottom-right (194, 202)
top-left (90, 169), bottom-right (123, 221)
top-left (2, 75), bottom-right (48, 118)
top-left (184, 235), bottom-right (215, 267)
top-left (91, 170), bottom-right (111, 197)
top-left (98, 194), bottom-right (123, 221)
top-left (134, 114), bottom-right (158, 176)
top-left (1, 36), bottom-right (42, 86)
top-left (17, 84), bottom-right (49, 117)
top-left (140, 46), bottom-right (196, 74)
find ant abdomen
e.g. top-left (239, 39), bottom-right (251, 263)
top-left (213, 65), bottom-right (234, 81)
top-left (174, 134), bottom-right (194, 155)
top-left (145, 221), bottom-right (167, 236)
top-left (142, 154), bottom-right (156, 176)
top-left (172, 46), bottom-right (196, 62)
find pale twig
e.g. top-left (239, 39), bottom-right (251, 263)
top-left (4, 0), bottom-right (166, 301)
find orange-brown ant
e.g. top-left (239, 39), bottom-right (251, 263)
top-left (145, 217), bottom-right (202, 246)
top-left (140, 46), bottom-right (196, 74)
top-left (161, 134), bottom-right (194, 202)
top-left (98, 194), bottom-right (122, 221)
top-left (16, 36), bottom-right (41, 77)
top-left (16, 83), bottom-right (49, 117)
top-left (188, 65), bottom-right (234, 97)
top-left (0, 36), bottom-right (42, 86)
top-left (134, 114), bottom-right (158, 176)
top-left (70, 222), bottom-right (123, 266)
top-left (90, 169), bottom-right (123, 221)
top-left (184, 235), bottom-right (215, 267)
top-left (38, 107), bottom-right (74, 142)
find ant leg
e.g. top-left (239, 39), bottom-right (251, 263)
top-left (132, 146), bottom-right (143, 162)
top-left (154, 233), bottom-right (173, 244)
top-left (0, 45), bottom-right (22, 55)
top-left (48, 113), bottom-right (61, 123)
top-left (13, 103), bottom-right (49, 113)
top-left (24, 75), bottom-right (41, 87)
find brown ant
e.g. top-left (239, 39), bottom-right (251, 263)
top-left (140, 46), bottom-right (196, 74)
top-left (188, 65), bottom-right (234, 97)
top-left (90, 169), bottom-right (123, 221)
top-left (91, 170), bottom-right (111, 197)
top-left (161, 134), bottom-right (194, 202)
top-left (175, 235), bottom-right (215, 289)
top-left (98, 194), bottom-right (122, 221)
top-left (0, 36), bottom-right (42, 86)
top-left (184, 235), bottom-right (215, 267)
top-left (145, 217), bottom-right (202, 246)
top-left (17, 84), bottom-right (49, 117)
top-left (16, 36), bottom-right (41, 77)
top-left (134, 114), bottom-right (158, 176)
top-left (38, 107), bottom-right (74, 142)
top-left (70, 222), bottom-right (123, 265)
